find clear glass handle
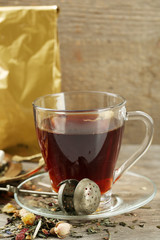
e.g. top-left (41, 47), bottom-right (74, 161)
top-left (114, 111), bottom-right (154, 183)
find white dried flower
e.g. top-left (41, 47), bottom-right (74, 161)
top-left (19, 208), bottom-right (29, 217)
top-left (19, 208), bottom-right (36, 225)
top-left (52, 221), bottom-right (72, 239)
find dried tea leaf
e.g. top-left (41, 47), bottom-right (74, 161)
top-left (86, 227), bottom-right (100, 234)
top-left (119, 222), bottom-right (127, 227)
top-left (128, 225), bottom-right (135, 230)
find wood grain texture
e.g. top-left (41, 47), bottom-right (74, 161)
top-left (0, 0), bottom-right (160, 143)
top-left (0, 145), bottom-right (160, 240)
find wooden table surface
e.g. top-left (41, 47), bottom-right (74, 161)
top-left (0, 145), bottom-right (160, 240)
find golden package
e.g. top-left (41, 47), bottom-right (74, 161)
top-left (0, 6), bottom-right (61, 151)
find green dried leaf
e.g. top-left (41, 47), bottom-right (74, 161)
top-left (119, 222), bottom-right (127, 227)
top-left (70, 231), bottom-right (83, 238)
top-left (138, 224), bottom-right (144, 228)
top-left (100, 218), bottom-right (117, 227)
top-left (128, 225), bottom-right (135, 230)
top-left (37, 232), bottom-right (46, 238)
top-left (86, 227), bottom-right (99, 234)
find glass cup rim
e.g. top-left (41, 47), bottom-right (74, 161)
top-left (32, 91), bottom-right (126, 113)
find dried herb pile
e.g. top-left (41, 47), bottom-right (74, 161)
top-left (0, 201), bottom-right (159, 240)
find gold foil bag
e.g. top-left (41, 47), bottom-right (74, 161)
top-left (0, 6), bottom-right (61, 151)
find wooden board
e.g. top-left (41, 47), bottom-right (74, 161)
top-left (0, 0), bottom-right (160, 144)
top-left (0, 145), bottom-right (160, 239)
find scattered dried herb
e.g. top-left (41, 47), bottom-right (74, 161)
top-left (1, 200), bottom-right (152, 239)
top-left (102, 229), bottom-right (111, 240)
top-left (138, 224), bottom-right (144, 228)
top-left (140, 206), bottom-right (151, 209)
top-left (119, 221), bottom-right (127, 227)
top-left (6, 216), bottom-right (19, 225)
top-left (37, 232), bottom-right (46, 238)
top-left (132, 219), bottom-right (138, 223)
top-left (0, 213), bottom-right (61, 239)
top-left (70, 231), bottom-right (83, 238)
top-left (100, 218), bottom-right (117, 227)
top-left (128, 225), bottom-right (135, 230)
top-left (124, 212), bottom-right (137, 217)
top-left (15, 228), bottom-right (28, 240)
top-left (32, 219), bottom-right (41, 238)
top-left (156, 226), bottom-right (160, 229)
top-left (86, 227), bottom-right (100, 234)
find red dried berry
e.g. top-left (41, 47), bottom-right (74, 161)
top-left (15, 228), bottom-right (28, 240)
top-left (15, 233), bottom-right (25, 240)
top-left (20, 228), bottom-right (28, 234)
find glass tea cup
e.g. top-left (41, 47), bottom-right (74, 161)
top-left (33, 91), bottom-right (153, 201)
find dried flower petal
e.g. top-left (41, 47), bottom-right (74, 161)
top-left (17, 224), bottom-right (23, 229)
top-left (13, 210), bottom-right (20, 218)
top-left (50, 227), bottom-right (56, 235)
top-left (15, 232), bottom-right (25, 240)
top-left (21, 212), bottom-right (36, 225)
top-left (53, 221), bottom-right (72, 239)
top-left (19, 208), bottom-right (29, 217)
top-left (15, 227), bottom-right (28, 240)
top-left (51, 207), bottom-right (57, 212)
top-left (42, 228), bottom-right (49, 235)
top-left (2, 203), bottom-right (17, 213)
top-left (20, 228), bottom-right (28, 234)
top-left (25, 235), bottom-right (32, 239)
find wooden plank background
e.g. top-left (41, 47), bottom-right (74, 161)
top-left (0, 0), bottom-right (160, 144)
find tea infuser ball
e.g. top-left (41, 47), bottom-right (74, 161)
top-left (58, 179), bottom-right (79, 214)
top-left (58, 178), bottom-right (101, 215)
top-left (0, 178), bottom-right (101, 215)
top-left (73, 178), bottom-right (101, 215)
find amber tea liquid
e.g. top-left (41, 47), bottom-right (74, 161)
top-left (37, 114), bottom-right (124, 194)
